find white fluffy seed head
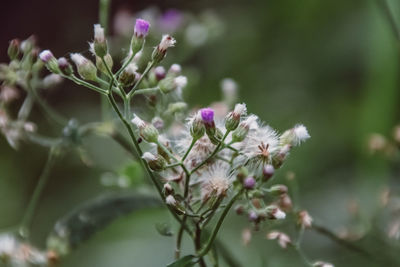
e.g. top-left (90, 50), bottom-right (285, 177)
top-left (131, 114), bottom-right (146, 128)
top-left (273, 208), bottom-right (286, 219)
top-left (242, 114), bottom-right (258, 129)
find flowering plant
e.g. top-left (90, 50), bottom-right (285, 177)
top-left (0, 2), bottom-right (357, 267)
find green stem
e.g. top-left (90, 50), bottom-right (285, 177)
top-left (101, 56), bottom-right (127, 98)
top-left (19, 146), bottom-right (59, 238)
top-left (30, 85), bottom-right (68, 125)
top-left (175, 216), bottom-right (187, 259)
top-left (68, 75), bottom-right (108, 95)
top-left (198, 189), bottom-right (243, 257)
top-left (127, 61), bottom-right (155, 98)
top-left (17, 93), bottom-right (34, 121)
top-left (115, 53), bottom-right (135, 77)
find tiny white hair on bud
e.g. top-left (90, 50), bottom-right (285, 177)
top-left (234, 103), bottom-right (247, 116)
top-left (88, 42), bottom-right (95, 55)
top-left (131, 114), bottom-right (146, 128)
top-left (142, 152), bottom-right (157, 162)
top-left (125, 63), bottom-right (138, 74)
top-left (293, 124), bottom-right (310, 144)
top-left (94, 24), bottom-right (105, 42)
top-left (70, 53), bottom-right (87, 66)
top-left (165, 195), bottom-right (177, 206)
top-left (174, 76), bottom-right (187, 88)
top-left (43, 74), bottom-right (63, 88)
top-left (242, 114), bottom-right (258, 129)
top-left (39, 50), bottom-right (54, 62)
top-left (159, 35), bottom-right (176, 51)
top-left (274, 208), bottom-right (286, 220)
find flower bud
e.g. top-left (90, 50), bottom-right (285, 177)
top-left (154, 66), bottom-right (166, 81)
top-left (8, 39), bottom-right (20, 60)
top-left (39, 50), bottom-right (60, 73)
top-left (190, 111), bottom-right (205, 140)
top-left (168, 64), bottom-right (182, 76)
top-left (118, 63), bottom-right (137, 87)
top-left (152, 35), bottom-right (176, 63)
top-left (93, 24), bottom-right (108, 57)
top-left (131, 114), bottom-right (159, 143)
top-left (225, 103), bottom-right (247, 131)
top-left (266, 206), bottom-right (286, 220)
top-left (159, 75), bottom-right (187, 94)
top-left (248, 210), bottom-right (258, 222)
top-left (167, 102), bottom-right (187, 115)
top-left (165, 195), bottom-right (177, 206)
top-left (243, 176), bottom-right (256, 190)
top-left (280, 124), bottom-right (310, 147)
top-left (236, 167), bottom-right (249, 182)
top-left (163, 183), bottom-right (174, 195)
top-left (20, 36), bottom-right (36, 53)
top-left (42, 74), bottom-right (63, 88)
top-left (297, 210), bottom-right (313, 229)
top-left (235, 204), bottom-right (244, 215)
top-left (57, 57), bottom-right (73, 76)
top-left (263, 164), bottom-right (275, 181)
top-left (131, 19), bottom-right (150, 54)
top-left (266, 231), bottom-right (291, 249)
top-left (268, 184), bottom-right (288, 196)
top-left (95, 53), bottom-right (113, 75)
top-left (152, 117), bottom-right (164, 130)
top-left (232, 115), bottom-right (257, 143)
top-left (200, 107), bottom-right (215, 133)
top-left (70, 53), bottom-right (97, 81)
top-left (142, 152), bottom-right (166, 172)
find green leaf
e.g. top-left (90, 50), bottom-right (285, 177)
top-left (47, 193), bottom-right (161, 255)
top-left (166, 255), bottom-right (197, 267)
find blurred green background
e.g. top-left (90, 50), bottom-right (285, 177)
top-left (1, 0), bottom-right (400, 266)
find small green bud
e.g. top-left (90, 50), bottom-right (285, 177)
top-left (57, 57), bottom-right (73, 76)
top-left (71, 53), bottom-right (97, 81)
top-left (7, 39), bottom-right (20, 60)
top-left (142, 152), bottom-right (166, 172)
top-left (39, 50), bottom-right (60, 74)
top-left (268, 184), bottom-right (288, 196)
top-left (232, 114), bottom-right (257, 143)
top-left (167, 102), bottom-right (187, 115)
top-left (95, 54), bottom-right (113, 75)
top-left (131, 114), bottom-right (159, 143)
top-left (190, 112), bottom-right (205, 140)
top-left (225, 103), bottom-right (247, 131)
top-left (93, 24), bottom-right (108, 58)
top-left (118, 63), bottom-right (137, 87)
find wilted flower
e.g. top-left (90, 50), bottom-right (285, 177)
top-left (298, 210), bottom-right (313, 228)
top-left (199, 163), bottom-right (233, 202)
top-left (266, 231), bottom-right (291, 249)
top-left (166, 195), bottom-right (177, 206)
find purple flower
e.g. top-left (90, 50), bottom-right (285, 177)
top-left (200, 108), bottom-right (214, 124)
top-left (134, 19), bottom-right (150, 38)
top-left (243, 176), bottom-right (256, 189)
top-left (159, 9), bottom-right (183, 32)
top-left (248, 211), bottom-right (258, 222)
top-left (263, 164), bottom-right (275, 181)
top-left (39, 50), bottom-right (54, 63)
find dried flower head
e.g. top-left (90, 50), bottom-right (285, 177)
top-left (298, 210), bottom-right (313, 228)
top-left (266, 231), bottom-right (291, 249)
top-left (199, 163), bottom-right (233, 202)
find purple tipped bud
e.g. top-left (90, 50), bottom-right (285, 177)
top-left (154, 66), bottom-right (166, 80)
top-left (39, 50), bottom-right (54, 63)
top-left (235, 204), bottom-right (244, 215)
top-left (248, 211), bottom-right (258, 222)
top-left (200, 108), bottom-right (214, 125)
top-left (263, 164), bottom-right (275, 181)
top-left (134, 19), bottom-right (150, 38)
top-left (243, 176), bottom-right (256, 189)
top-left (57, 57), bottom-right (73, 76)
